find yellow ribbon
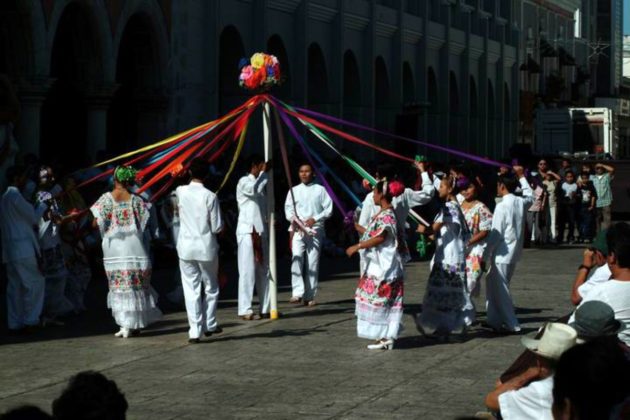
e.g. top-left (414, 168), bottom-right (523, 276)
top-left (217, 118), bottom-right (249, 191)
top-left (91, 99), bottom-right (255, 169)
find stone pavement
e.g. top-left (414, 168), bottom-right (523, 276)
top-left (0, 246), bottom-right (583, 419)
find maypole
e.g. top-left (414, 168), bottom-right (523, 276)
top-left (262, 101), bottom-right (279, 320)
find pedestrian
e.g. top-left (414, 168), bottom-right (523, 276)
top-left (557, 158), bottom-right (577, 179)
top-left (542, 170), bottom-right (561, 244)
top-left (526, 177), bottom-right (545, 246)
top-left (346, 179), bottom-right (405, 350)
top-left (284, 163), bottom-right (333, 306)
top-left (90, 165), bottom-right (162, 338)
top-left (34, 166), bottom-right (74, 323)
top-left (484, 166), bottom-right (533, 333)
top-left (558, 170), bottom-right (578, 244)
top-left (415, 174), bottom-right (471, 337)
top-left (591, 163), bottom-right (615, 233)
top-left (576, 171), bottom-right (597, 243)
top-left (236, 154), bottom-right (271, 320)
top-left (0, 166), bottom-right (47, 333)
top-left (459, 177), bottom-right (493, 324)
top-left (175, 158), bottom-right (223, 343)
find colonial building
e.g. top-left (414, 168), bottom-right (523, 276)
top-left (0, 0), bottom-right (522, 169)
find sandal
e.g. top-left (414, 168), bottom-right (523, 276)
top-left (289, 297), bottom-right (302, 304)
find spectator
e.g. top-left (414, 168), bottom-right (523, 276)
top-left (485, 323), bottom-right (577, 419)
top-left (542, 170), bottom-right (561, 244)
top-left (558, 171), bottom-right (578, 244)
top-left (552, 338), bottom-right (630, 420)
top-left (570, 229), bottom-right (611, 305)
top-left (591, 163), bottom-right (614, 233)
top-left (569, 300), bottom-right (626, 343)
top-left (575, 172), bottom-right (597, 243)
top-left (557, 158), bottom-right (576, 180)
top-left (569, 222), bottom-right (630, 346)
top-left (0, 406), bottom-right (51, 419)
top-left (52, 371), bottom-right (128, 420)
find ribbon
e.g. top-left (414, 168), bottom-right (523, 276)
top-left (218, 115), bottom-right (250, 191)
top-left (274, 103), bottom-right (347, 216)
top-left (290, 103), bottom-right (505, 168)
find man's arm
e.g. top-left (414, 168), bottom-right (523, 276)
top-left (485, 367), bottom-right (542, 412)
top-left (597, 163), bottom-right (615, 176)
top-left (209, 195), bottom-right (223, 234)
top-left (571, 249), bottom-right (596, 305)
top-left (313, 188), bottom-right (333, 222)
top-left (284, 189), bottom-right (295, 222)
top-left (238, 172), bottom-right (269, 198)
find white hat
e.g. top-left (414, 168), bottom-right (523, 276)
top-left (521, 323), bottom-right (577, 360)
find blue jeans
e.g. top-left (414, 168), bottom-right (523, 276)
top-left (578, 205), bottom-right (594, 240)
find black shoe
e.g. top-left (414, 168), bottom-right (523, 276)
top-left (188, 338), bottom-right (200, 344)
top-left (204, 326), bottom-right (223, 337)
top-left (259, 313), bottom-right (271, 319)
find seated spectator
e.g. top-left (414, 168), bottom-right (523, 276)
top-left (552, 338), bottom-right (630, 419)
top-left (52, 371), bottom-right (128, 420)
top-left (570, 229), bottom-right (611, 305)
top-left (569, 300), bottom-right (626, 344)
top-left (569, 222), bottom-right (630, 346)
top-left (485, 323), bottom-right (577, 419)
top-left (0, 405), bottom-right (51, 419)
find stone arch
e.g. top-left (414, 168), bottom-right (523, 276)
top-left (427, 67), bottom-right (438, 143)
top-left (45, 0), bottom-right (113, 82)
top-left (469, 76), bottom-right (478, 149)
top-left (402, 61), bottom-right (415, 104)
top-left (343, 50), bottom-right (361, 114)
top-left (449, 71), bottom-right (459, 147)
top-left (108, 12), bottom-right (168, 154)
top-left (219, 25), bottom-right (246, 115)
top-left (307, 43), bottom-right (329, 111)
top-left (267, 34), bottom-right (291, 99)
top-left (374, 56), bottom-right (390, 130)
top-left (487, 79), bottom-right (495, 152)
top-left (40, 1), bottom-right (108, 168)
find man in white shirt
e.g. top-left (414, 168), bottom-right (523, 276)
top-left (284, 163), bottom-right (333, 306)
top-left (569, 222), bottom-right (630, 346)
top-left (176, 158), bottom-right (223, 343)
top-left (485, 323), bottom-right (577, 420)
top-left (236, 155), bottom-right (270, 320)
top-left (485, 166), bottom-right (533, 332)
top-left (0, 166), bottom-right (47, 332)
top-left (570, 229), bottom-right (611, 305)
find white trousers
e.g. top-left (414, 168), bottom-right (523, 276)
top-left (179, 258), bottom-right (219, 339)
top-left (485, 262), bottom-right (520, 331)
top-left (237, 233), bottom-right (270, 316)
top-left (6, 257), bottom-right (45, 330)
top-left (290, 229), bottom-right (323, 301)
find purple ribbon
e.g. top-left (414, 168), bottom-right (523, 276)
top-left (286, 100), bottom-right (505, 168)
top-left (274, 104), bottom-right (349, 216)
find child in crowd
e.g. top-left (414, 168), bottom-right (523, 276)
top-left (576, 172), bottom-right (597, 243)
top-left (558, 170), bottom-right (578, 244)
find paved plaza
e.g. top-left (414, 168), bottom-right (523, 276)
top-left (0, 245), bottom-right (583, 419)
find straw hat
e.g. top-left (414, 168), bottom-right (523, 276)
top-left (521, 323), bottom-right (577, 360)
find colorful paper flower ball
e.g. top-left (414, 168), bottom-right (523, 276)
top-left (239, 52), bottom-right (282, 91)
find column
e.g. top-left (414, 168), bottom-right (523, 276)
top-left (17, 78), bottom-right (54, 156)
top-left (85, 85), bottom-right (117, 161)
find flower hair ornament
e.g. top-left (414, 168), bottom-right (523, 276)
top-left (114, 165), bottom-right (138, 185)
top-left (388, 180), bottom-right (405, 198)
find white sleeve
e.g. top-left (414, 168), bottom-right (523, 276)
top-left (498, 381), bottom-right (551, 420)
top-left (238, 173), bottom-right (268, 198)
top-left (406, 174), bottom-right (435, 207)
top-left (314, 188), bottom-right (333, 222)
top-left (519, 177), bottom-right (534, 207)
top-left (358, 194), bottom-right (374, 228)
top-left (485, 203), bottom-right (505, 254)
top-left (208, 195), bottom-right (223, 234)
top-left (284, 189), bottom-right (295, 222)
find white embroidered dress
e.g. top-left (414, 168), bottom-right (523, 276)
top-left (91, 193), bottom-right (162, 329)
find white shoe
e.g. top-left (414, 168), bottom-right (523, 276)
top-left (367, 339), bottom-right (394, 350)
top-left (114, 328), bottom-right (130, 338)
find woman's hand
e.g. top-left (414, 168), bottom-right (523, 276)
top-left (417, 224), bottom-right (428, 234)
top-left (346, 244), bottom-right (360, 257)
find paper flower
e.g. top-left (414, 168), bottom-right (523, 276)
top-left (239, 52), bottom-right (282, 91)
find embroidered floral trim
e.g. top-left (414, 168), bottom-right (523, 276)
top-left (91, 193), bottom-right (151, 237)
top-left (106, 268), bottom-right (152, 291)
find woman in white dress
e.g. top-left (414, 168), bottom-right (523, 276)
top-left (90, 166), bottom-right (162, 338)
top-left (346, 179), bottom-right (405, 350)
top-left (416, 175), bottom-right (470, 337)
